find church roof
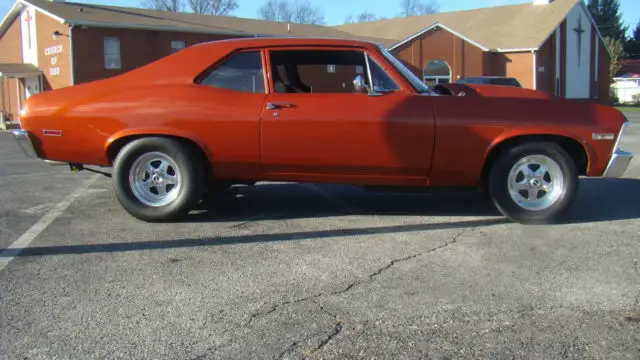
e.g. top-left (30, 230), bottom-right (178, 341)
top-left (0, 0), bottom-right (609, 55)
top-left (335, 0), bottom-right (583, 51)
top-left (0, 0), bottom-right (396, 46)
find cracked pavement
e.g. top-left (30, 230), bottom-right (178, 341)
top-left (1, 112), bottom-right (640, 359)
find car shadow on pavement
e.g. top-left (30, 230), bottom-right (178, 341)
top-left (187, 182), bottom-right (502, 223)
top-left (185, 178), bottom-right (640, 224)
top-left (1, 217), bottom-right (510, 257)
top-left (562, 177), bottom-right (640, 224)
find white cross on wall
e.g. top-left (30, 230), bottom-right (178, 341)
top-left (23, 10), bottom-right (32, 50)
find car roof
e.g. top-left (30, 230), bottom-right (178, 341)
top-left (190, 36), bottom-right (384, 51)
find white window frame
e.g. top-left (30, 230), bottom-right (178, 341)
top-left (423, 75), bottom-right (450, 84)
top-left (104, 37), bottom-right (121, 70)
top-left (171, 40), bottom-right (186, 53)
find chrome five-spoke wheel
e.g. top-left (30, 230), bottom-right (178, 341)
top-left (507, 154), bottom-right (564, 211)
top-left (129, 152), bottom-right (182, 207)
top-left (113, 137), bottom-right (205, 222)
top-left (488, 141), bottom-right (578, 224)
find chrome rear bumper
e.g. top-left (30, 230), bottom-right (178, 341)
top-left (9, 129), bottom-right (66, 165)
top-left (9, 129), bottom-right (37, 157)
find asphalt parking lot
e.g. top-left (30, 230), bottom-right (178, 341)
top-left (1, 112), bottom-right (639, 360)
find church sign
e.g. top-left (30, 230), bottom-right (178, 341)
top-left (43, 44), bottom-right (63, 77)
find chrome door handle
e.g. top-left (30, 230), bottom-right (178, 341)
top-left (266, 102), bottom-right (293, 110)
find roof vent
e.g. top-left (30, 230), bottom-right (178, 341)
top-left (533, 0), bottom-right (552, 4)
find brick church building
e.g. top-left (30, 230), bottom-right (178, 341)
top-left (337, 0), bottom-right (612, 103)
top-left (0, 0), bottom-right (611, 123)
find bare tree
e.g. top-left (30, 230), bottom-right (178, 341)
top-left (399, 0), bottom-right (438, 16)
top-left (258, 0), bottom-right (325, 24)
top-left (344, 11), bottom-right (379, 24)
top-left (187, 0), bottom-right (238, 15)
top-left (293, 0), bottom-right (324, 24)
top-left (141, 0), bottom-right (183, 12)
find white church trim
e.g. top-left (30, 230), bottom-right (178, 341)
top-left (564, 4), bottom-right (592, 99)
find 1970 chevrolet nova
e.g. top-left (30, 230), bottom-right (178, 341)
top-left (10, 37), bottom-right (633, 224)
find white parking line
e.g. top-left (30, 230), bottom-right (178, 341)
top-left (0, 174), bottom-right (100, 273)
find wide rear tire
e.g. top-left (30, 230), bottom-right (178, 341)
top-left (487, 141), bottom-right (578, 224)
top-left (112, 137), bottom-right (205, 222)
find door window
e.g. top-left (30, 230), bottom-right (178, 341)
top-left (267, 49), bottom-right (399, 94)
top-left (199, 51), bottom-right (265, 93)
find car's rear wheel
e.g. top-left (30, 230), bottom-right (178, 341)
top-left (112, 137), bottom-right (204, 222)
top-left (488, 141), bottom-right (578, 224)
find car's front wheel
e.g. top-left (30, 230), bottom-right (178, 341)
top-left (488, 141), bottom-right (578, 224)
top-left (112, 137), bottom-right (204, 222)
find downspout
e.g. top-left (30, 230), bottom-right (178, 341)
top-left (0, 77), bottom-right (5, 125)
top-left (68, 23), bottom-right (75, 85)
top-left (16, 78), bottom-right (21, 113)
top-left (532, 50), bottom-right (537, 90)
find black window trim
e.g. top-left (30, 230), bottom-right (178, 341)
top-left (263, 46), bottom-right (400, 95)
top-left (193, 48), bottom-right (268, 94)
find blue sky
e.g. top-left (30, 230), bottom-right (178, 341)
top-left (1, 0), bottom-right (638, 35)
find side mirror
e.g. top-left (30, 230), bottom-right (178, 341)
top-left (353, 74), bottom-right (368, 93)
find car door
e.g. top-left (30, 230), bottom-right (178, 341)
top-left (260, 46), bottom-right (436, 183)
top-left (189, 49), bottom-right (268, 180)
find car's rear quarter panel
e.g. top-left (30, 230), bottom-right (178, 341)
top-left (23, 83), bottom-right (265, 178)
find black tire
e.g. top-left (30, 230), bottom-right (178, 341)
top-left (487, 141), bottom-right (578, 224)
top-left (112, 137), bottom-right (205, 222)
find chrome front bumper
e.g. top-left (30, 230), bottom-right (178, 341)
top-left (602, 121), bottom-right (633, 178)
top-left (9, 129), bottom-right (38, 158)
top-left (602, 150), bottom-right (633, 178)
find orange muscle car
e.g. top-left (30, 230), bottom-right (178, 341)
top-left (10, 37), bottom-right (633, 224)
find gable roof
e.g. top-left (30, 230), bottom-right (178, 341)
top-left (0, 0), bottom-right (397, 46)
top-left (335, 0), bottom-right (579, 51)
top-left (0, 63), bottom-right (41, 77)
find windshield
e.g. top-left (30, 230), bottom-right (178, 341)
top-left (379, 46), bottom-right (430, 93)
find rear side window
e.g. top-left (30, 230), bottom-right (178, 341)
top-left (199, 51), bottom-right (265, 93)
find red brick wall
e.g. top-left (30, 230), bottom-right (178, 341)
top-left (35, 9), bottom-right (71, 91)
top-left (0, 16), bottom-right (22, 121)
top-left (489, 51), bottom-right (534, 89)
top-left (460, 39), bottom-right (485, 80)
top-left (71, 27), bottom-right (242, 84)
top-left (597, 36), bottom-right (611, 104)
top-left (0, 16), bottom-right (22, 63)
top-left (536, 34), bottom-right (556, 94)
top-left (391, 26), bottom-right (486, 82)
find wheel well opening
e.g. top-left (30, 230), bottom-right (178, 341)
top-left (107, 135), bottom-right (212, 174)
top-left (480, 134), bottom-right (589, 188)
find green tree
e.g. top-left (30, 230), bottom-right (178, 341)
top-left (624, 20), bottom-right (640, 59)
top-left (587, 0), bottom-right (628, 42)
top-left (604, 36), bottom-right (625, 78)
